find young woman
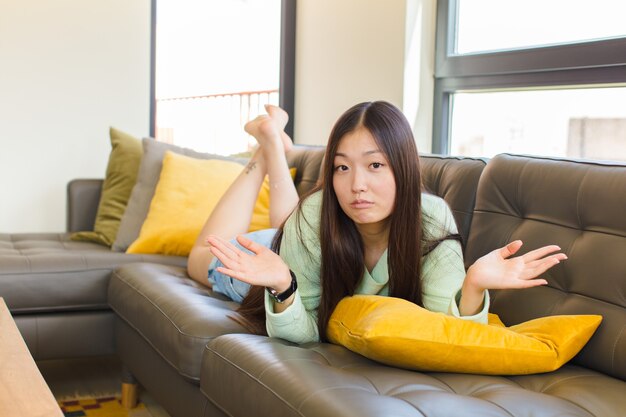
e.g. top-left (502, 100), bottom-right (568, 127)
top-left (188, 101), bottom-right (566, 344)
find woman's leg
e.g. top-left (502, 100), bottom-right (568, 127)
top-left (187, 105), bottom-right (299, 285)
top-left (261, 105), bottom-right (300, 227)
top-left (187, 149), bottom-right (266, 284)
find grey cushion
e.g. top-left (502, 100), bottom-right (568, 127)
top-left (0, 233), bottom-right (185, 313)
top-left (112, 138), bottom-right (245, 252)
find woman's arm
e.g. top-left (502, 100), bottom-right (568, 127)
top-left (265, 191), bottom-right (324, 343)
top-left (421, 196), bottom-right (566, 319)
top-left (207, 191), bottom-right (324, 344)
top-left (420, 195), bottom-right (489, 321)
top-left (207, 232), bottom-right (321, 343)
top-left (421, 236), bottom-right (490, 322)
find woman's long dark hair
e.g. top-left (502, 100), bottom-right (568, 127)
top-left (235, 101), bottom-right (453, 340)
top-left (316, 101), bottom-right (424, 340)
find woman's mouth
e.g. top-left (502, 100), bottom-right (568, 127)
top-left (350, 199), bottom-right (374, 209)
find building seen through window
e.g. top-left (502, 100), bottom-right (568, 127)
top-left (451, 88), bottom-right (626, 161)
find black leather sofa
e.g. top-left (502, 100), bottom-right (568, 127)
top-left (1, 147), bottom-right (624, 416)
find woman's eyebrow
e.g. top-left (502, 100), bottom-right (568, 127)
top-left (335, 149), bottom-right (382, 158)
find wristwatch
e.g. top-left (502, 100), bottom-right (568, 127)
top-left (267, 270), bottom-right (298, 303)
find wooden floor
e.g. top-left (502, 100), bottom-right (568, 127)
top-left (37, 355), bottom-right (170, 417)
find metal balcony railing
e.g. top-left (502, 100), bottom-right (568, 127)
top-left (155, 89), bottom-right (280, 155)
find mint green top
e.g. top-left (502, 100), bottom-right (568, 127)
top-left (264, 191), bottom-right (489, 343)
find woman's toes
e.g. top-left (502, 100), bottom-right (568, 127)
top-left (265, 104), bottom-right (289, 130)
top-left (244, 115), bottom-right (269, 136)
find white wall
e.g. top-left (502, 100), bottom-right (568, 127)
top-left (0, 0), bottom-right (436, 232)
top-left (0, 0), bottom-right (151, 233)
top-left (293, 0), bottom-right (437, 151)
top-left (293, 0), bottom-right (407, 145)
top-left (403, 0), bottom-right (437, 153)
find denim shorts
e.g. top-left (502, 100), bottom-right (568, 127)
top-left (207, 228), bottom-right (278, 303)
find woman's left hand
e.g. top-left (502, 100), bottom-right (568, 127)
top-left (465, 240), bottom-right (567, 292)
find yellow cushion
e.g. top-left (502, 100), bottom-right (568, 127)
top-left (127, 151), bottom-right (296, 256)
top-left (327, 295), bottom-right (602, 375)
top-left (71, 127), bottom-right (142, 246)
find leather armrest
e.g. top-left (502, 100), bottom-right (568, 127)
top-left (66, 179), bottom-right (103, 233)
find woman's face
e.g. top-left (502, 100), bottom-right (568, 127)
top-left (332, 127), bottom-right (396, 231)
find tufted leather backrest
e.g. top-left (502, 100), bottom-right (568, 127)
top-left (465, 154), bottom-right (626, 381)
top-left (286, 145), bottom-right (325, 195)
top-left (420, 155), bottom-right (487, 246)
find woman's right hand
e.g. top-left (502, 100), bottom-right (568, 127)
top-left (206, 235), bottom-right (293, 293)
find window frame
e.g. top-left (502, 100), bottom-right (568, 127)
top-left (432, 0), bottom-right (626, 154)
top-left (149, 0), bottom-right (297, 140)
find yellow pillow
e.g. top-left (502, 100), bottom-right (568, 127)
top-left (327, 295), bottom-right (602, 375)
top-left (127, 151), bottom-right (296, 256)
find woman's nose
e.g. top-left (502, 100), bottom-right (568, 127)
top-left (351, 170), bottom-right (367, 193)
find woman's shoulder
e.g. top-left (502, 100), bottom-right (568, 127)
top-left (285, 190), bottom-right (322, 233)
top-left (421, 192), bottom-right (449, 216)
top-left (300, 189), bottom-right (323, 211)
top-left (420, 192), bottom-right (458, 235)
top-left (297, 190), bottom-right (323, 223)
top-left (281, 190), bottom-right (322, 253)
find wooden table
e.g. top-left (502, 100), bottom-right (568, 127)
top-left (0, 298), bottom-right (63, 417)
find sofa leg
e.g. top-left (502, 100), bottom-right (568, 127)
top-left (121, 367), bottom-right (138, 409)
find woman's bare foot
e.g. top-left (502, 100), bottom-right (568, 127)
top-left (244, 106), bottom-right (293, 152)
top-left (265, 104), bottom-right (288, 130)
top-left (265, 105), bottom-right (294, 152)
top-left (244, 115), bottom-right (281, 148)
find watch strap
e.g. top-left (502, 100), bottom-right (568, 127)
top-left (267, 270), bottom-right (298, 303)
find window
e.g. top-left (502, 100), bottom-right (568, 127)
top-left (433, 0), bottom-right (626, 161)
top-left (456, 0), bottom-right (626, 54)
top-left (150, 0), bottom-right (296, 155)
top-left (450, 88), bottom-right (626, 160)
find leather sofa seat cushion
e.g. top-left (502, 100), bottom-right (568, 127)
top-left (203, 334), bottom-right (626, 417)
top-left (0, 233), bottom-right (186, 313)
top-left (108, 262), bottom-right (248, 382)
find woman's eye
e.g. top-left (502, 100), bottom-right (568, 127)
top-left (371, 162), bottom-right (383, 169)
top-left (334, 165), bottom-right (348, 172)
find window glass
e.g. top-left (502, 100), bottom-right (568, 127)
top-left (456, 0), bottom-right (626, 54)
top-left (155, 0), bottom-right (281, 155)
top-left (450, 87), bottom-right (626, 161)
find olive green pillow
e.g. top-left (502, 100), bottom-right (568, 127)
top-left (71, 127), bottom-right (142, 246)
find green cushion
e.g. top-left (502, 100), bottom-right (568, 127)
top-left (71, 127), bottom-right (142, 246)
